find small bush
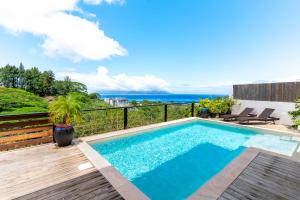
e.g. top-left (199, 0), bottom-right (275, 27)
top-left (198, 97), bottom-right (235, 116)
top-left (289, 98), bottom-right (300, 127)
top-left (88, 93), bottom-right (100, 99)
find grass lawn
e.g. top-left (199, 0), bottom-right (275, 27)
top-left (0, 87), bottom-right (48, 114)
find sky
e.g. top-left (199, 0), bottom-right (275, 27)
top-left (0, 0), bottom-right (300, 94)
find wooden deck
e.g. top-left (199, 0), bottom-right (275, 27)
top-left (2, 140), bottom-right (300, 200)
top-left (0, 144), bottom-right (123, 200)
top-left (218, 152), bottom-right (300, 200)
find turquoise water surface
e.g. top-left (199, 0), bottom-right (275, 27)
top-left (91, 120), bottom-right (298, 200)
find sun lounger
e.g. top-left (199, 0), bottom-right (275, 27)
top-left (221, 107), bottom-right (255, 121)
top-left (237, 108), bottom-right (279, 124)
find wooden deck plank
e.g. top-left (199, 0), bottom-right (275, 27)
top-left (245, 163), bottom-right (300, 186)
top-left (14, 171), bottom-right (122, 200)
top-left (0, 153), bottom-right (87, 178)
top-left (0, 144), bottom-right (123, 200)
top-left (238, 173), bottom-right (297, 199)
top-left (218, 153), bottom-right (300, 200)
top-left (249, 160), bottom-right (300, 179)
top-left (241, 168), bottom-right (300, 197)
top-left (12, 171), bottom-right (101, 200)
top-left (229, 180), bottom-right (283, 200)
top-left (252, 156), bottom-right (300, 175)
top-left (254, 154), bottom-right (300, 169)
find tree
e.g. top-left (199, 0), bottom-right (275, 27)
top-left (39, 70), bottom-right (55, 96)
top-left (54, 77), bottom-right (87, 96)
top-left (63, 76), bottom-right (73, 94)
top-left (54, 76), bottom-right (72, 95)
top-left (53, 80), bottom-right (66, 96)
top-left (18, 62), bottom-right (26, 89)
top-left (23, 67), bottom-right (42, 94)
top-left (0, 65), bottom-right (19, 88)
top-left (71, 82), bottom-right (87, 94)
top-left (0, 64), bottom-right (88, 97)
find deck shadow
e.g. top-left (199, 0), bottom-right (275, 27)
top-left (14, 170), bottom-right (124, 200)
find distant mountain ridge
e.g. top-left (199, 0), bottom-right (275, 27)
top-left (99, 91), bottom-right (171, 95)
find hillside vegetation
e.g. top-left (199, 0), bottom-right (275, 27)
top-left (0, 63), bottom-right (87, 97)
top-left (0, 87), bottom-right (48, 114)
top-left (0, 87), bottom-right (110, 115)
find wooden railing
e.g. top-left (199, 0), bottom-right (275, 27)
top-left (0, 112), bottom-right (53, 151)
top-left (0, 102), bottom-right (196, 150)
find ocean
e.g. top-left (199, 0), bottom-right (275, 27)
top-left (101, 94), bottom-right (227, 103)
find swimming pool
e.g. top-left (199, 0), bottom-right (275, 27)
top-left (91, 120), bottom-right (299, 200)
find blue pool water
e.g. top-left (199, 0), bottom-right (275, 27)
top-left (91, 120), bottom-right (299, 200)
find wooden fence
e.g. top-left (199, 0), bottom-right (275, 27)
top-left (0, 112), bottom-right (53, 151)
top-left (0, 103), bottom-right (195, 151)
top-left (233, 82), bottom-right (300, 102)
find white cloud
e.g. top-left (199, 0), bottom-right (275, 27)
top-left (58, 66), bottom-right (170, 92)
top-left (0, 0), bottom-right (126, 62)
top-left (274, 76), bottom-right (300, 82)
top-left (83, 0), bottom-right (125, 5)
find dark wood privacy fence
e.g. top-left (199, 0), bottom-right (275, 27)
top-left (0, 112), bottom-right (53, 151)
top-left (233, 82), bottom-right (300, 102)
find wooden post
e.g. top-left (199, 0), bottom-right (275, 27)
top-left (164, 104), bottom-right (168, 122)
top-left (124, 107), bottom-right (128, 129)
top-left (191, 102), bottom-right (194, 117)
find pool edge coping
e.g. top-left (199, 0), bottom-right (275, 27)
top-left (199, 118), bottom-right (300, 140)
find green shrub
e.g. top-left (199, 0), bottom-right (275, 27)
top-left (88, 93), bottom-right (100, 99)
top-left (131, 100), bottom-right (138, 106)
top-left (198, 97), bottom-right (235, 116)
top-left (294, 119), bottom-right (300, 126)
top-left (289, 98), bottom-right (300, 127)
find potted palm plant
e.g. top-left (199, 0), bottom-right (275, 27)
top-left (199, 99), bottom-right (211, 118)
top-left (49, 93), bottom-right (83, 146)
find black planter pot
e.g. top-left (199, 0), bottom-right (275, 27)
top-left (200, 108), bottom-right (210, 118)
top-left (54, 125), bottom-right (74, 147)
top-left (210, 113), bottom-right (217, 118)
